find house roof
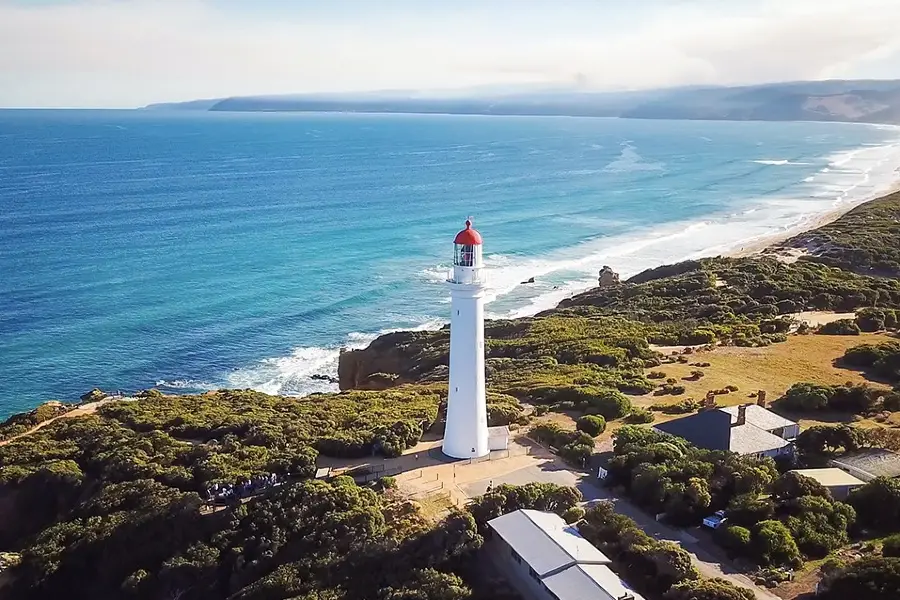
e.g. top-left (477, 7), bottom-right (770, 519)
top-left (488, 510), bottom-right (644, 600)
top-left (729, 423), bottom-right (791, 455)
top-left (720, 404), bottom-right (796, 432)
top-left (488, 509), bottom-right (610, 577)
top-left (653, 410), bottom-right (732, 451)
top-left (790, 468), bottom-right (866, 488)
top-left (653, 406), bottom-right (794, 455)
top-left (543, 563), bottom-right (644, 600)
top-left (830, 449), bottom-right (900, 481)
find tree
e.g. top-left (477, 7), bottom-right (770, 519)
top-left (716, 525), bottom-right (752, 556)
top-left (467, 483), bottom-right (582, 531)
top-left (725, 494), bottom-right (775, 527)
top-left (848, 477), bottom-right (900, 532)
top-left (576, 415), bottom-right (606, 437)
top-left (772, 471), bottom-right (831, 502)
top-left (818, 557), bottom-right (900, 600)
top-left (664, 578), bottom-right (754, 600)
top-left (751, 520), bottom-right (802, 567)
top-left (784, 496), bottom-right (855, 557)
top-left (378, 569), bottom-right (471, 600)
top-left (818, 319), bottom-right (861, 335)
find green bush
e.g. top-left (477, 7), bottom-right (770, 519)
top-left (716, 525), bottom-right (752, 555)
top-left (576, 415), bottom-right (607, 437)
top-left (817, 556), bottom-right (900, 599)
top-left (818, 319), bottom-right (861, 336)
top-left (752, 520), bottom-right (802, 568)
top-left (562, 506), bottom-right (586, 524)
top-left (664, 578), bottom-right (754, 600)
top-left (627, 407), bottom-right (655, 423)
top-left (883, 534), bottom-right (900, 557)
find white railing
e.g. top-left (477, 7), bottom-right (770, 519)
top-left (447, 266), bottom-right (486, 285)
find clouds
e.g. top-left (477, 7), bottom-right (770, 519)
top-left (0, 0), bottom-right (898, 107)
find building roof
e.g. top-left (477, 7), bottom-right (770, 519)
top-left (453, 220), bottom-right (483, 245)
top-left (729, 423), bottom-right (791, 455)
top-left (488, 509), bottom-right (610, 577)
top-left (543, 563), bottom-right (644, 600)
top-left (487, 425), bottom-right (509, 437)
top-left (790, 468), bottom-right (866, 488)
top-left (720, 404), bottom-right (796, 432)
top-left (653, 410), bottom-right (732, 451)
top-left (653, 406), bottom-right (795, 455)
top-left (830, 449), bottom-right (900, 481)
top-left (488, 510), bottom-right (644, 600)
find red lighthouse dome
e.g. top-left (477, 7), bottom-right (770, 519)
top-left (454, 219), bottom-right (483, 245)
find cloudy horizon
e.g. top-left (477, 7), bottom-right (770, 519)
top-left (2, 0), bottom-right (900, 108)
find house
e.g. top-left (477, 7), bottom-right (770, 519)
top-left (653, 403), bottom-right (797, 458)
top-left (486, 509), bottom-right (644, 600)
top-left (789, 468), bottom-right (866, 500)
top-left (829, 449), bottom-right (900, 482)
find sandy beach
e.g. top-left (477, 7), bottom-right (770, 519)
top-left (729, 179), bottom-right (900, 260)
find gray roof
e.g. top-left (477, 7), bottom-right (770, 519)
top-left (720, 404), bottom-right (796, 432)
top-left (488, 509), bottom-right (609, 576)
top-left (543, 563), bottom-right (645, 600)
top-left (653, 410), bottom-right (732, 451)
top-left (488, 510), bottom-right (644, 600)
top-left (729, 423), bottom-right (791, 455)
top-left (830, 449), bottom-right (900, 481)
top-left (654, 406), bottom-right (794, 455)
top-left (487, 425), bottom-right (510, 437)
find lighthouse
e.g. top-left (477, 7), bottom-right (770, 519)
top-left (443, 218), bottom-right (490, 459)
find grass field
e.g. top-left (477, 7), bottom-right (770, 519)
top-left (640, 331), bottom-right (897, 427)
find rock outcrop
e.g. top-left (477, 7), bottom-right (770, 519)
top-left (338, 329), bottom-right (449, 391)
top-left (598, 266), bottom-right (620, 287)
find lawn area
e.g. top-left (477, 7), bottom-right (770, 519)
top-left (640, 332), bottom-right (897, 425)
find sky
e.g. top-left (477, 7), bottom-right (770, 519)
top-left (1, 0), bottom-right (900, 108)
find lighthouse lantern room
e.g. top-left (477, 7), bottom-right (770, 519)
top-left (443, 219), bottom-right (490, 459)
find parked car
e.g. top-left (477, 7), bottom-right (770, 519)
top-left (703, 510), bottom-right (728, 529)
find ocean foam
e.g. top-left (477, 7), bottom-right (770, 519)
top-left (752, 160), bottom-right (810, 166)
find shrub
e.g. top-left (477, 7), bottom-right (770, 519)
top-left (377, 476), bottom-right (397, 490)
top-left (664, 578), bottom-right (754, 600)
top-left (670, 385), bottom-right (687, 395)
top-left (627, 407), bottom-right (655, 423)
top-left (650, 398), bottom-right (699, 414)
top-left (848, 477), bottom-right (900, 532)
top-left (773, 471), bottom-right (831, 501)
top-left (751, 520), bottom-right (802, 567)
top-left (818, 319), bottom-right (861, 335)
top-left (688, 370), bottom-right (705, 380)
top-left (857, 307), bottom-right (888, 332)
top-left (648, 371), bottom-right (667, 379)
top-left (817, 556), bottom-right (900, 599)
top-left (717, 525), bottom-right (752, 555)
top-left (576, 415), bottom-right (607, 437)
top-left (883, 534), bottom-right (900, 557)
top-left (562, 506), bottom-right (585, 524)
top-left (726, 494), bottom-right (775, 528)
top-left (583, 388), bottom-right (632, 419)
top-left (724, 385), bottom-right (739, 392)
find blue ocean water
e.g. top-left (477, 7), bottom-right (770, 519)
top-left (1, 110), bottom-right (899, 417)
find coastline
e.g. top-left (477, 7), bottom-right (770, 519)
top-left (729, 180), bottom-right (900, 259)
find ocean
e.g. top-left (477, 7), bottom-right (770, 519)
top-left (1, 110), bottom-right (899, 417)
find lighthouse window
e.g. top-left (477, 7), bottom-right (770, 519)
top-left (455, 244), bottom-right (476, 267)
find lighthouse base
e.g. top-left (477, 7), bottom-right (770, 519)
top-left (441, 441), bottom-right (489, 460)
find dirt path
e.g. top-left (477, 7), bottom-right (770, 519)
top-left (0, 397), bottom-right (128, 447)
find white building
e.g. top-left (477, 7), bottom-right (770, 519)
top-left (443, 219), bottom-right (490, 459)
top-left (789, 468), bottom-right (866, 500)
top-left (486, 509), bottom-right (644, 600)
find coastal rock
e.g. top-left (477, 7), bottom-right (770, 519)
top-left (337, 329), bottom-right (449, 391)
top-left (79, 388), bottom-right (106, 403)
top-left (598, 266), bottom-right (620, 287)
top-left (521, 277), bottom-right (535, 284)
top-left (310, 374), bottom-right (339, 384)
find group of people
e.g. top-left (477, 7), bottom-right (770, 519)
top-left (205, 472), bottom-right (282, 505)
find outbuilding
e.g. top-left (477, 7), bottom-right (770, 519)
top-left (789, 468), bottom-right (866, 500)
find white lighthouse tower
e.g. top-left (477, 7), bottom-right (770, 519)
top-left (443, 218), bottom-right (490, 459)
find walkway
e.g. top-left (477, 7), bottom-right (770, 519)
top-left (0, 397), bottom-right (129, 447)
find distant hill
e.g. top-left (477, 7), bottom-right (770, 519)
top-left (144, 80), bottom-right (900, 124)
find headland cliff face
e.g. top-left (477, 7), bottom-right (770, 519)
top-left (338, 329), bottom-right (449, 390)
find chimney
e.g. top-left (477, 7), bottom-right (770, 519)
top-left (702, 391), bottom-right (716, 409)
top-left (736, 404), bottom-right (748, 426)
top-left (757, 390), bottom-right (767, 408)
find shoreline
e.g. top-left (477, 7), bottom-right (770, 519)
top-left (728, 181), bottom-right (900, 259)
